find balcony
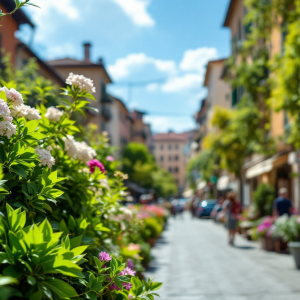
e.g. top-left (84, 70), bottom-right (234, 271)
top-left (101, 106), bottom-right (112, 121)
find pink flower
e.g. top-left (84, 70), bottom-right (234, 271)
top-left (99, 252), bottom-right (111, 262)
top-left (123, 282), bottom-right (132, 291)
top-left (106, 156), bottom-right (114, 162)
top-left (128, 295), bottom-right (133, 299)
top-left (127, 259), bottom-right (134, 269)
top-left (88, 159), bottom-right (106, 173)
top-left (110, 283), bottom-right (120, 291)
top-left (128, 243), bottom-right (140, 252)
top-left (124, 267), bottom-right (136, 276)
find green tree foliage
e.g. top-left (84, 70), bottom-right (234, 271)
top-left (122, 143), bottom-right (177, 197)
top-left (253, 183), bottom-right (275, 217)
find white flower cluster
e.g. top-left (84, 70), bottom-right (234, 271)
top-left (11, 104), bottom-right (41, 120)
top-left (0, 98), bottom-right (15, 138)
top-left (0, 87), bottom-right (23, 106)
top-left (66, 73), bottom-right (96, 94)
top-left (35, 146), bottom-right (55, 168)
top-left (0, 99), bottom-right (13, 122)
top-left (45, 106), bottom-right (63, 122)
top-left (0, 87), bottom-right (41, 121)
top-left (63, 135), bottom-right (96, 162)
top-left (0, 120), bottom-right (16, 139)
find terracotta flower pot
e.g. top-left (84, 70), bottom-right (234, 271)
top-left (274, 238), bottom-right (288, 253)
top-left (260, 236), bottom-right (275, 251)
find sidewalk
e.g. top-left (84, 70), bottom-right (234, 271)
top-left (144, 212), bottom-right (300, 300)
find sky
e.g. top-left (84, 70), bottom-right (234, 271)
top-left (18, 0), bottom-right (231, 133)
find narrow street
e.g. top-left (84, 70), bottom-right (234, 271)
top-left (145, 213), bottom-right (300, 300)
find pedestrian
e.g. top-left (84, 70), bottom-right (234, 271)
top-left (211, 197), bottom-right (224, 222)
top-left (273, 187), bottom-right (293, 217)
top-left (224, 192), bottom-right (240, 246)
top-left (171, 197), bottom-right (179, 218)
top-left (190, 196), bottom-right (199, 218)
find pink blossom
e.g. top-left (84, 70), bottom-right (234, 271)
top-left (124, 267), bottom-right (136, 276)
top-left (128, 295), bottom-right (133, 299)
top-left (99, 252), bottom-right (111, 262)
top-left (128, 243), bottom-right (140, 252)
top-left (106, 156), bottom-right (114, 162)
top-left (123, 282), bottom-right (132, 291)
top-left (88, 159), bottom-right (106, 173)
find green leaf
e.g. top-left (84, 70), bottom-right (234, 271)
top-left (43, 279), bottom-right (78, 298)
top-left (0, 277), bottom-right (18, 286)
top-left (10, 166), bottom-right (26, 178)
top-left (3, 265), bottom-right (23, 279)
top-left (150, 282), bottom-right (163, 291)
top-left (0, 253), bottom-right (10, 264)
top-left (24, 120), bottom-right (39, 133)
top-left (26, 275), bottom-right (36, 286)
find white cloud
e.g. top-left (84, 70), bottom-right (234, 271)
top-left (25, 0), bottom-right (79, 41)
top-left (108, 53), bottom-right (176, 80)
top-left (180, 47), bottom-right (218, 72)
top-left (144, 116), bottom-right (195, 133)
top-left (162, 74), bottom-right (202, 93)
top-left (112, 0), bottom-right (155, 27)
top-left (45, 43), bottom-right (76, 60)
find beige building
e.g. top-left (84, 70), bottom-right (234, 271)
top-left (204, 59), bottom-right (232, 130)
top-left (47, 43), bottom-right (112, 132)
top-left (153, 132), bottom-right (190, 195)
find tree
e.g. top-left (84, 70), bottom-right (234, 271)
top-left (122, 142), bottom-right (177, 197)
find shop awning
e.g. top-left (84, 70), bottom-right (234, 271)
top-left (197, 180), bottom-right (206, 190)
top-left (217, 175), bottom-right (229, 190)
top-left (245, 156), bottom-right (277, 179)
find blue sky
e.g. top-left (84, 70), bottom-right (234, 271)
top-left (19, 0), bottom-right (231, 133)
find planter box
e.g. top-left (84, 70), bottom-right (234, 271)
top-left (288, 242), bottom-right (300, 269)
top-left (274, 238), bottom-right (288, 254)
top-left (260, 236), bottom-right (275, 252)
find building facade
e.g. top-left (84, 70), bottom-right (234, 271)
top-left (152, 132), bottom-right (190, 195)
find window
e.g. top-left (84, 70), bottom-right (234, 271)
top-left (168, 156), bottom-right (172, 162)
top-left (160, 156), bottom-right (164, 162)
top-left (174, 155), bottom-right (179, 161)
top-left (174, 167), bottom-right (179, 173)
top-left (160, 145), bottom-right (164, 150)
top-left (168, 144), bottom-right (172, 150)
top-left (168, 167), bottom-right (172, 173)
top-left (152, 145), bottom-right (155, 150)
top-left (175, 144), bottom-right (179, 150)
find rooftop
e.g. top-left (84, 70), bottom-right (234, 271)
top-left (153, 132), bottom-right (189, 142)
top-left (223, 0), bottom-right (238, 27)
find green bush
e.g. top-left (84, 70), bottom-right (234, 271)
top-left (143, 218), bottom-right (163, 239)
top-left (253, 183), bottom-right (275, 217)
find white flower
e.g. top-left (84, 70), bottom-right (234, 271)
top-left (35, 146), bottom-right (55, 168)
top-left (0, 99), bottom-right (12, 122)
top-left (62, 135), bottom-right (78, 158)
top-left (62, 135), bottom-right (96, 162)
top-left (11, 104), bottom-right (41, 120)
top-left (0, 87), bottom-right (23, 107)
top-left (75, 141), bottom-right (96, 162)
top-left (119, 206), bottom-right (133, 221)
top-left (0, 121), bottom-right (16, 139)
top-left (45, 106), bottom-right (63, 122)
top-left (66, 73), bottom-right (96, 94)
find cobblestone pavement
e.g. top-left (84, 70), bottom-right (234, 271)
top-left (144, 212), bottom-right (300, 300)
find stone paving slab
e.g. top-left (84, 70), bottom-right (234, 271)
top-left (144, 213), bottom-right (300, 300)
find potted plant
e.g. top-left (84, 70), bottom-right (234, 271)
top-left (271, 215), bottom-right (289, 253)
top-left (273, 215), bottom-right (300, 268)
top-left (256, 217), bottom-right (275, 251)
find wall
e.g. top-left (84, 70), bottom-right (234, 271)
top-left (0, 4), bottom-right (19, 64)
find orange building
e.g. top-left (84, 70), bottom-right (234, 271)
top-left (223, 0), bottom-right (298, 208)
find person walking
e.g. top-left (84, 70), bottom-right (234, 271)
top-left (224, 193), bottom-right (240, 246)
top-left (273, 187), bottom-right (293, 217)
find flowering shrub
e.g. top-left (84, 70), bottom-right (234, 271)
top-left (272, 215), bottom-right (300, 242)
top-left (256, 216), bottom-right (274, 238)
top-left (0, 69), bottom-right (162, 299)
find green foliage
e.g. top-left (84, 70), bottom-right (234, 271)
top-left (122, 143), bottom-right (177, 197)
top-left (253, 183), bottom-right (275, 217)
top-left (142, 218), bottom-right (163, 239)
top-left (186, 149), bottom-right (216, 188)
